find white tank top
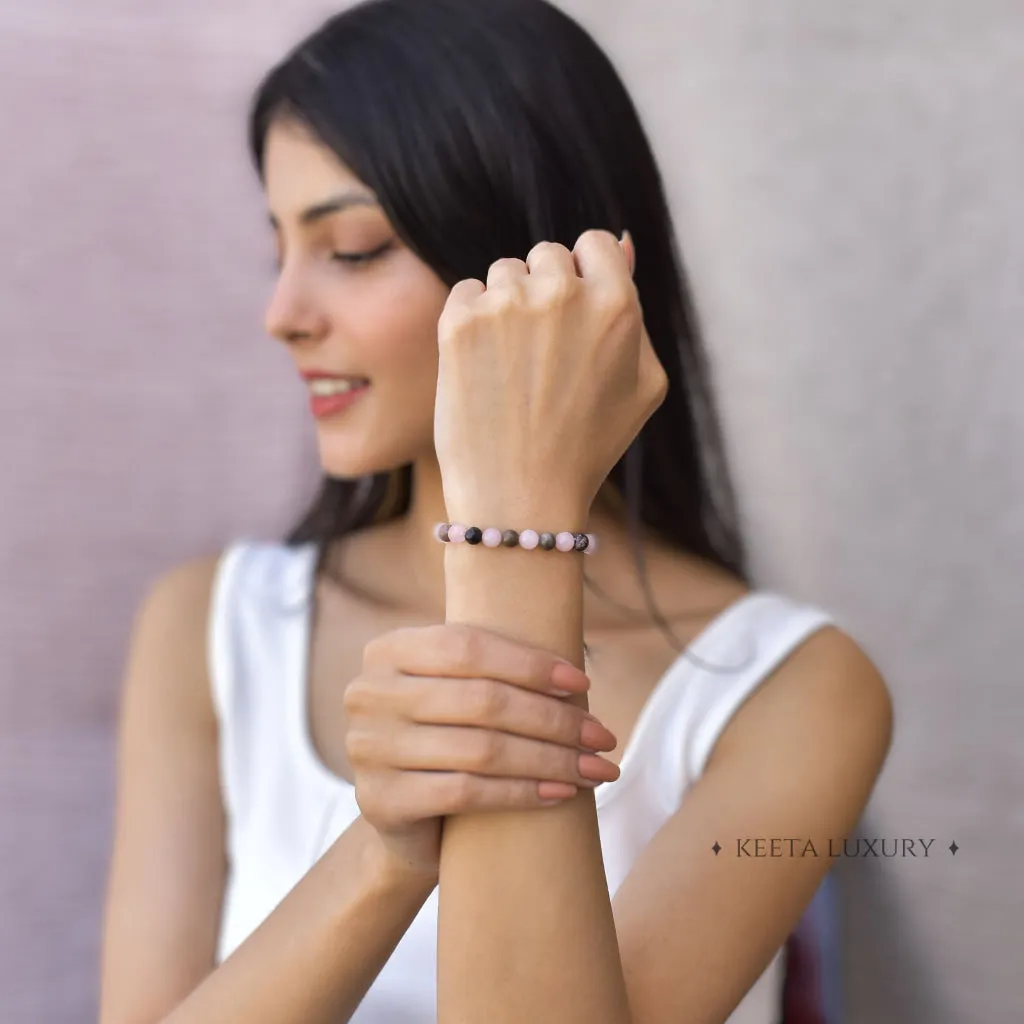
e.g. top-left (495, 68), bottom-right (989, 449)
top-left (207, 539), bottom-right (835, 1023)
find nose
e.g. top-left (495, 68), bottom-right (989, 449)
top-left (264, 263), bottom-right (330, 346)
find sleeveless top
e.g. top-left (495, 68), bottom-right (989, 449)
top-left (207, 539), bottom-right (836, 1023)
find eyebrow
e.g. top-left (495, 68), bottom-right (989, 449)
top-left (269, 191), bottom-right (380, 228)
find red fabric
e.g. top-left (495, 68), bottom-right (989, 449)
top-left (781, 929), bottom-right (826, 1024)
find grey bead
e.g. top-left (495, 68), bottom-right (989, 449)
top-left (573, 533), bottom-right (590, 551)
top-left (501, 529), bottom-right (519, 547)
top-left (538, 532), bottom-right (556, 550)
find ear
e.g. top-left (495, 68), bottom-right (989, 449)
top-left (619, 230), bottom-right (636, 277)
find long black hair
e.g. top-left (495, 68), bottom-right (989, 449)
top-left (248, 0), bottom-right (749, 652)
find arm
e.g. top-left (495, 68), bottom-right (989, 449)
top-left (437, 494), bottom-right (630, 1023)
top-left (99, 558), bottom-right (436, 1024)
top-left (611, 626), bottom-right (892, 1023)
top-left (439, 552), bottom-right (892, 1024)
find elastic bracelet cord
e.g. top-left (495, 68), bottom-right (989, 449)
top-left (434, 522), bottom-right (598, 554)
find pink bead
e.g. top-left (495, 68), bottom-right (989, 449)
top-left (555, 531), bottom-right (576, 552)
top-left (519, 529), bottom-right (539, 550)
top-left (584, 533), bottom-right (598, 554)
top-left (482, 527), bottom-right (502, 548)
top-left (448, 522), bottom-right (467, 543)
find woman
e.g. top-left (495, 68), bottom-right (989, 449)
top-left (98, 1), bottom-right (893, 1022)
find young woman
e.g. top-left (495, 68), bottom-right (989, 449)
top-left (98, 1), bottom-right (893, 1022)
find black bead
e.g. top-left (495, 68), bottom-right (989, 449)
top-left (464, 526), bottom-right (483, 545)
top-left (573, 533), bottom-right (589, 551)
top-left (538, 532), bottom-right (556, 550)
top-left (501, 529), bottom-right (519, 547)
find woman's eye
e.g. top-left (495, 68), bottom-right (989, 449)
top-left (330, 241), bottom-right (393, 266)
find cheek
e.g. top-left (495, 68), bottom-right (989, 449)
top-left (341, 265), bottom-right (447, 376)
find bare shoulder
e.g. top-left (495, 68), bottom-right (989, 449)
top-left (710, 619), bottom-right (895, 778)
top-left (121, 551), bottom-right (225, 725)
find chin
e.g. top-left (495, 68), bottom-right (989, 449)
top-left (315, 438), bottom-right (417, 482)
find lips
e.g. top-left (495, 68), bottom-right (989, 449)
top-left (308, 381), bottom-right (370, 419)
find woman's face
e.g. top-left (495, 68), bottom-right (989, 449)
top-left (262, 118), bottom-right (450, 479)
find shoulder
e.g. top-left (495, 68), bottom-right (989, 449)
top-left (708, 618), bottom-right (894, 781)
top-left (121, 551), bottom-right (233, 728)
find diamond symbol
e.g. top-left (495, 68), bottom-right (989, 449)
top-left (712, 841), bottom-right (721, 855)
top-left (949, 841), bottom-right (959, 855)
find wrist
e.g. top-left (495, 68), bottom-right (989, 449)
top-left (441, 492), bottom-right (593, 535)
top-left (355, 820), bottom-right (439, 897)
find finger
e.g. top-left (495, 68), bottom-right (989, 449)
top-left (380, 723), bottom-right (621, 789)
top-left (445, 277), bottom-right (486, 305)
top-left (572, 229), bottom-right (631, 293)
top-left (369, 624), bottom-right (590, 695)
top-left (485, 256), bottom-right (529, 291)
top-left (438, 279), bottom-right (486, 337)
top-left (401, 676), bottom-right (616, 751)
top-left (525, 240), bottom-right (578, 280)
top-left (380, 770), bottom-right (580, 819)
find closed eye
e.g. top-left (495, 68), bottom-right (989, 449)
top-left (331, 240), bottom-right (395, 266)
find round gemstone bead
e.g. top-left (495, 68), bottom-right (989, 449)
top-left (482, 527), bottom-right (502, 548)
top-left (448, 522), bottom-right (467, 543)
top-left (465, 526), bottom-right (483, 545)
top-left (434, 522), bottom-right (450, 542)
top-left (573, 533), bottom-right (590, 552)
top-left (538, 532), bottom-right (556, 550)
top-left (501, 529), bottom-right (519, 547)
top-left (555, 531), bottom-right (576, 552)
top-left (519, 529), bottom-right (540, 550)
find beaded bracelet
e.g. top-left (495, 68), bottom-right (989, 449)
top-left (434, 522), bottom-right (598, 554)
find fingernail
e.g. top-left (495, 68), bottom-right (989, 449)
top-left (551, 662), bottom-right (590, 692)
top-left (538, 781), bottom-right (578, 801)
top-left (580, 717), bottom-right (617, 752)
top-left (578, 753), bottom-right (621, 783)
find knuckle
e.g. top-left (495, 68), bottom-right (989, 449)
top-left (448, 626), bottom-right (484, 672)
top-left (527, 239), bottom-right (565, 259)
top-left (595, 283), bottom-right (636, 319)
top-left (361, 630), bottom-right (396, 668)
top-left (463, 678), bottom-right (505, 721)
top-left (443, 773), bottom-right (479, 812)
top-left (342, 677), bottom-right (373, 715)
top-left (490, 256), bottom-right (526, 272)
top-left (469, 729), bottom-right (503, 770)
top-left (344, 725), bottom-right (378, 766)
top-left (531, 276), bottom-right (574, 310)
top-left (576, 228), bottom-right (610, 249)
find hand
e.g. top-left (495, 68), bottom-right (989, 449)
top-left (344, 624), bottom-right (620, 881)
top-left (433, 229), bottom-right (668, 520)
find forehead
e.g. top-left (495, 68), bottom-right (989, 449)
top-left (263, 119), bottom-right (375, 215)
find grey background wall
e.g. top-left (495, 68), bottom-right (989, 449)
top-left (1, 1), bottom-right (1020, 1021)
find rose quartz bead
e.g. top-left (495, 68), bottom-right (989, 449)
top-left (519, 529), bottom-right (539, 550)
top-left (448, 522), bottom-right (467, 543)
top-left (584, 533), bottom-right (598, 554)
top-left (482, 527), bottom-right (502, 548)
top-left (555, 531), bottom-right (576, 552)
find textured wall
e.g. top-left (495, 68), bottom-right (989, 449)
top-left (1, 1), bottom-right (1020, 1021)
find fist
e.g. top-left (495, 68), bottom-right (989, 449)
top-left (433, 230), bottom-right (668, 519)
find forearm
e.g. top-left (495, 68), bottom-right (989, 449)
top-left (161, 816), bottom-right (435, 1024)
top-left (437, 500), bottom-right (631, 1024)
